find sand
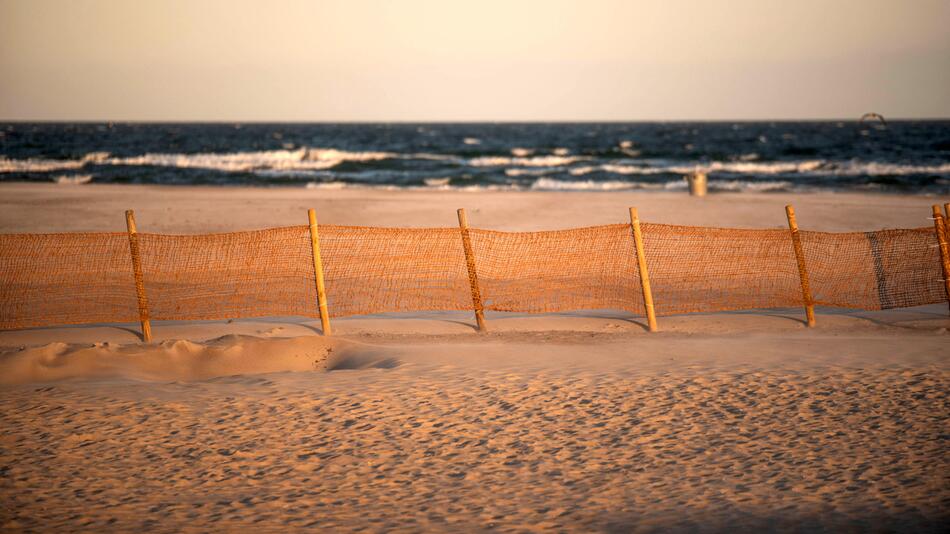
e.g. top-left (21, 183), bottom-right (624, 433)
top-left (1, 183), bottom-right (949, 531)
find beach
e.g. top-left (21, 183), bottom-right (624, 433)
top-left (1, 183), bottom-right (948, 531)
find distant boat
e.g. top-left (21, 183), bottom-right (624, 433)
top-left (860, 112), bottom-right (887, 127)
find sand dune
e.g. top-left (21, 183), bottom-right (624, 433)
top-left (0, 334), bottom-right (342, 385)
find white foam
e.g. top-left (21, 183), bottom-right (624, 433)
top-left (505, 168), bottom-right (551, 177)
top-left (531, 178), bottom-right (646, 191)
top-left (570, 160), bottom-right (827, 176)
top-left (569, 164), bottom-right (664, 176)
top-left (305, 181), bottom-right (348, 190)
top-left (707, 180), bottom-right (793, 192)
top-left (510, 147), bottom-right (533, 157)
top-left (552, 147), bottom-right (571, 156)
top-left (469, 155), bottom-right (589, 167)
top-left (54, 174), bottom-right (93, 185)
top-left (463, 137), bottom-right (481, 145)
top-left (108, 148), bottom-right (395, 173)
top-left (827, 161), bottom-right (950, 176)
top-left (532, 177), bottom-right (796, 193)
top-left (302, 148), bottom-right (394, 163)
top-left (424, 177), bottom-right (451, 187)
top-left (0, 157), bottom-right (86, 173)
top-left (689, 160), bottom-right (825, 175)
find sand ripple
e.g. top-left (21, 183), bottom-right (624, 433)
top-left (0, 357), bottom-right (947, 532)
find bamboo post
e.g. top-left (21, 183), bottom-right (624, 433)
top-left (785, 205), bottom-right (816, 327)
top-left (457, 208), bottom-right (487, 332)
top-left (125, 210), bottom-right (152, 342)
top-left (308, 209), bottom-right (332, 335)
top-left (931, 205), bottom-right (950, 315)
top-left (629, 207), bottom-right (658, 332)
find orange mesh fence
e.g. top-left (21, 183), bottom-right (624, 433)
top-left (641, 224), bottom-right (803, 315)
top-left (0, 233), bottom-right (139, 328)
top-left (319, 226), bottom-right (471, 316)
top-left (471, 225), bottom-right (643, 314)
top-left (138, 227), bottom-right (318, 322)
top-left (801, 228), bottom-right (945, 310)
top-left (0, 221), bottom-right (945, 331)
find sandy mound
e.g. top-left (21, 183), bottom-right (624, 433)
top-left (0, 334), bottom-right (349, 384)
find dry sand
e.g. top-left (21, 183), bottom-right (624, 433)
top-left (1, 183), bottom-right (949, 531)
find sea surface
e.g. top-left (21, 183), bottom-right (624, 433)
top-left (1, 122), bottom-right (948, 193)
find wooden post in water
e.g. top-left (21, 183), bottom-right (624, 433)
top-left (629, 207), bottom-right (658, 332)
top-left (785, 205), bottom-right (816, 327)
top-left (308, 209), bottom-right (332, 335)
top-left (125, 210), bottom-right (152, 342)
top-left (931, 205), bottom-right (950, 315)
top-left (457, 208), bottom-right (487, 332)
top-left (944, 203), bottom-right (950, 243)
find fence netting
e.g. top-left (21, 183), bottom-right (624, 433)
top-left (0, 223), bottom-right (944, 330)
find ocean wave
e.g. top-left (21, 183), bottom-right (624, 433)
top-left (567, 160), bottom-right (950, 177)
top-left (304, 181), bottom-right (522, 192)
top-left (0, 157), bottom-right (86, 173)
top-left (696, 160), bottom-right (825, 174)
top-left (2, 148), bottom-right (948, 182)
top-left (469, 155), bottom-right (589, 167)
top-left (423, 177), bottom-right (451, 187)
top-left (826, 161), bottom-right (950, 176)
top-left (304, 181), bottom-right (350, 190)
top-left (109, 148), bottom-right (395, 173)
top-left (707, 180), bottom-right (794, 192)
top-left (531, 177), bottom-right (794, 192)
top-left (54, 174), bottom-right (94, 185)
top-left (569, 164), bottom-right (665, 176)
top-left (531, 178), bottom-right (646, 191)
top-left (505, 168), bottom-right (551, 177)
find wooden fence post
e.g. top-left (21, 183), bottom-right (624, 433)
top-left (457, 208), bottom-right (487, 332)
top-left (785, 205), bottom-right (816, 327)
top-left (931, 205), bottom-right (950, 315)
top-left (308, 209), bottom-right (332, 335)
top-left (125, 210), bottom-right (152, 342)
top-left (629, 207), bottom-right (658, 332)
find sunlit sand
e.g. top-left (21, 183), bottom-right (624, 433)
top-left (1, 185), bottom-right (948, 531)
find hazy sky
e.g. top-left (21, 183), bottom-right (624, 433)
top-left (1, 0), bottom-right (948, 121)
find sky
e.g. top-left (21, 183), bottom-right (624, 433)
top-left (1, 0), bottom-right (948, 121)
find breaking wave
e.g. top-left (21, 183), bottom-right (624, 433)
top-left (469, 155), bottom-right (590, 167)
top-left (2, 149), bottom-right (948, 179)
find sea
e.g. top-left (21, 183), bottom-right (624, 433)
top-left (1, 121), bottom-right (948, 193)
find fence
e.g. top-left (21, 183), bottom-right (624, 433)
top-left (1, 205), bottom-right (949, 341)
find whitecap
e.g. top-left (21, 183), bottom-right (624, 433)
top-left (505, 168), bottom-right (551, 177)
top-left (531, 178), bottom-right (642, 191)
top-left (54, 174), bottom-right (93, 185)
top-left (305, 181), bottom-right (348, 190)
top-left (424, 177), bottom-right (451, 187)
top-left (469, 155), bottom-right (589, 167)
top-left (0, 157), bottom-right (86, 173)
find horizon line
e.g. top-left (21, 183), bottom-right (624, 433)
top-left (2, 117), bottom-right (948, 124)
